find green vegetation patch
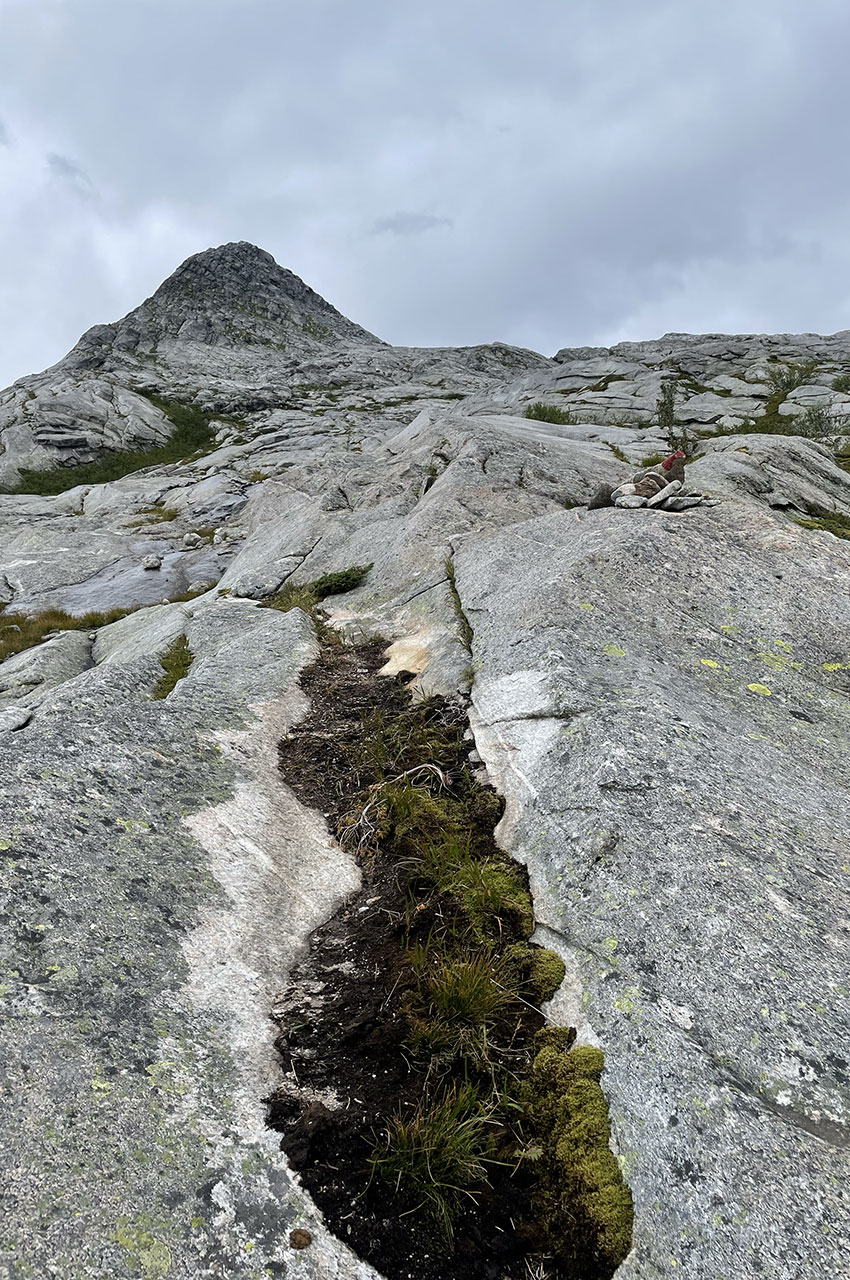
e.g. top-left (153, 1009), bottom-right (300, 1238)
top-left (263, 564), bottom-right (373, 628)
top-left (0, 603), bottom-right (137, 665)
top-left (522, 1030), bottom-right (635, 1278)
top-left (151, 634), bottom-right (193, 699)
top-left (2, 393), bottom-right (222, 496)
top-left (267, 638), bottom-right (632, 1278)
top-left (524, 402), bottom-right (577, 425)
top-left (0, 587), bottom-right (212, 667)
top-left (793, 504), bottom-right (850, 541)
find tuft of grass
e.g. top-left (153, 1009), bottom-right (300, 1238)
top-left (607, 443), bottom-right (629, 464)
top-left (3, 394), bottom-right (220, 495)
top-left (793, 505), bottom-right (850, 540)
top-left (0, 604), bottom-right (137, 665)
top-left (522, 1031), bottom-right (634, 1280)
top-left (524, 402), bottom-right (576, 425)
top-left (638, 453), bottom-right (666, 468)
top-left (264, 563), bottom-right (373, 622)
top-left (444, 556), bottom-right (473, 652)
top-left (369, 1087), bottom-right (496, 1241)
top-left (151, 634), bottom-right (193, 699)
top-left (131, 505), bottom-right (179, 524)
top-left (0, 585), bottom-right (214, 668)
top-left (420, 951), bottom-right (515, 1027)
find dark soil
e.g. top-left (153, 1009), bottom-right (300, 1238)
top-left (265, 640), bottom-right (551, 1280)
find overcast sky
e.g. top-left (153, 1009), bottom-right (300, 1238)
top-left (2, 0), bottom-right (850, 387)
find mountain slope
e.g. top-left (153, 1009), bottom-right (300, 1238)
top-left (0, 247), bottom-right (849, 1280)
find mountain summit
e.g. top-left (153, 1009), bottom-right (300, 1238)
top-left (63, 241), bottom-right (384, 372)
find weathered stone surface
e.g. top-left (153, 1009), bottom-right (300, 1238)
top-left (1, 242), bottom-right (849, 1279)
top-left (459, 497), bottom-right (850, 1280)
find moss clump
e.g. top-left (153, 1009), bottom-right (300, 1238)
top-left (3, 394), bottom-right (220, 496)
top-left (528, 947), bottom-right (568, 1003)
top-left (793, 505), bottom-right (850, 541)
top-left (523, 1030), bottom-right (634, 1279)
top-left (151, 635), bottom-right (193, 699)
top-left (524, 402), bottom-right (576, 425)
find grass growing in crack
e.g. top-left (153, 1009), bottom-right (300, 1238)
top-left (263, 563), bottom-right (373, 630)
top-left (369, 1088), bottom-right (497, 1242)
top-left (444, 557), bottom-right (473, 652)
top-left (152, 634), bottom-right (193, 699)
top-left (524, 402), bottom-right (576, 425)
top-left (271, 637), bottom-right (633, 1275)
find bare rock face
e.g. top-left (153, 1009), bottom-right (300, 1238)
top-left (1, 245), bottom-right (849, 1279)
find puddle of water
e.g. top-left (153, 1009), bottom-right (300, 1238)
top-left (12, 547), bottom-right (232, 616)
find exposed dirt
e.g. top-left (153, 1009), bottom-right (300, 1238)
top-left (266, 640), bottom-right (548, 1280)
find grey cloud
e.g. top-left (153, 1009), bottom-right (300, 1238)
top-left (1, 0), bottom-right (850, 386)
top-left (369, 212), bottom-right (453, 237)
top-left (47, 152), bottom-right (94, 196)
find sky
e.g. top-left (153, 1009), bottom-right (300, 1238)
top-left (2, 0), bottom-right (850, 387)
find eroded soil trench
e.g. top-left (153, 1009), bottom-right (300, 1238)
top-left (264, 633), bottom-right (633, 1280)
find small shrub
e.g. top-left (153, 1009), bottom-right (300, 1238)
top-left (832, 372), bottom-right (850, 394)
top-left (524, 402), bottom-right (576, 425)
top-left (370, 1087), bottom-right (496, 1240)
top-left (152, 634), bottom-right (193, 699)
top-left (263, 564), bottom-right (373, 629)
top-left (656, 377), bottom-right (692, 454)
top-left (767, 360), bottom-right (818, 395)
top-left (795, 403), bottom-right (848, 442)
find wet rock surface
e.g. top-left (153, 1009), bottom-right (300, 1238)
top-left (1, 243), bottom-right (849, 1278)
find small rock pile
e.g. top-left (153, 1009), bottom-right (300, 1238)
top-left (590, 450), bottom-right (718, 512)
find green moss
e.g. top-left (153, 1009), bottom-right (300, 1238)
top-left (528, 947), bottom-right (567, 1003)
top-left (793, 505), bottom-right (850, 541)
top-left (522, 1032), bottom-right (634, 1278)
top-left (151, 635), bottom-right (193, 700)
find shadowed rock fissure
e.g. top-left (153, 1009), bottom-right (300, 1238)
top-left (264, 631), bottom-right (633, 1280)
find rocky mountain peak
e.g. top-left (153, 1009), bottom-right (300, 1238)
top-left (61, 241), bottom-right (383, 373)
